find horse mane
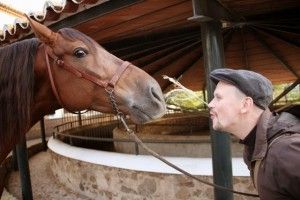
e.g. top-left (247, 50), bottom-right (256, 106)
top-left (0, 29), bottom-right (97, 162)
top-left (0, 38), bottom-right (40, 159)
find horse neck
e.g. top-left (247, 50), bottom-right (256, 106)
top-left (30, 45), bottom-right (61, 126)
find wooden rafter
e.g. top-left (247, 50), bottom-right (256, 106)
top-left (254, 27), bottom-right (300, 48)
top-left (270, 78), bottom-right (300, 107)
top-left (251, 27), bottom-right (300, 79)
top-left (240, 27), bottom-right (250, 69)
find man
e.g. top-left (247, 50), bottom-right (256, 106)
top-left (208, 68), bottom-right (300, 200)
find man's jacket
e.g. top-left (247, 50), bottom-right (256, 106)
top-left (243, 107), bottom-right (300, 200)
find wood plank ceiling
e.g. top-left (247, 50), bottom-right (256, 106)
top-left (1, 0), bottom-right (300, 91)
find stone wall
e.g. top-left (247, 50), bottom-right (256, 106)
top-left (50, 151), bottom-right (257, 200)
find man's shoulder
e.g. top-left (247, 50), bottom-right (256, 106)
top-left (267, 106), bottom-right (300, 140)
top-left (278, 105), bottom-right (300, 133)
top-left (262, 133), bottom-right (300, 199)
top-left (278, 111), bottom-right (300, 126)
top-left (282, 105), bottom-right (300, 117)
top-left (277, 105), bottom-right (300, 120)
top-left (265, 133), bottom-right (300, 175)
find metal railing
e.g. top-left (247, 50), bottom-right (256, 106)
top-left (52, 110), bottom-right (210, 155)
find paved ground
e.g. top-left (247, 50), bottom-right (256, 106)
top-left (1, 117), bottom-right (92, 200)
top-left (4, 151), bottom-right (91, 200)
top-left (1, 188), bottom-right (17, 200)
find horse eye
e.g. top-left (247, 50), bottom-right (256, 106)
top-left (73, 48), bottom-right (87, 58)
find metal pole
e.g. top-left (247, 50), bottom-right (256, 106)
top-left (78, 112), bottom-right (82, 126)
top-left (12, 147), bottom-right (18, 171)
top-left (202, 21), bottom-right (233, 200)
top-left (16, 135), bottom-right (33, 200)
top-left (190, 0), bottom-right (233, 199)
top-left (202, 88), bottom-right (207, 109)
top-left (40, 118), bottom-right (47, 151)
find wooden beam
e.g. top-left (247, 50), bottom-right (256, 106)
top-left (240, 27), bottom-right (250, 69)
top-left (103, 25), bottom-right (199, 49)
top-left (251, 28), bottom-right (300, 79)
top-left (253, 27), bottom-right (300, 48)
top-left (115, 20), bottom-right (197, 43)
top-left (90, 0), bottom-right (192, 42)
top-left (223, 29), bottom-right (234, 51)
top-left (253, 24), bottom-right (300, 39)
top-left (154, 46), bottom-right (202, 90)
top-left (132, 37), bottom-right (198, 67)
top-left (111, 31), bottom-right (198, 56)
top-left (122, 34), bottom-right (198, 61)
top-left (270, 78), bottom-right (300, 107)
top-left (143, 41), bottom-right (201, 74)
top-left (107, 13), bottom-right (195, 42)
top-left (49, 0), bottom-right (143, 31)
top-left (77, 0), bottom-right (188, 39)
top-left (162, 29), bottom-right (233, 90)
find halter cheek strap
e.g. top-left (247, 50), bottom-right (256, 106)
top-left (43, 45), bottom-right (130, 111)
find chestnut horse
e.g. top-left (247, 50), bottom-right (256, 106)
top-left (0, 18), bottom-right (166, 164)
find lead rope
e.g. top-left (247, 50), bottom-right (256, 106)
top-left (106, 88), bottom-right (259, 198)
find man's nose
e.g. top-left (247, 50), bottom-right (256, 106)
top-left (208, 99), bottom-right (214, 110)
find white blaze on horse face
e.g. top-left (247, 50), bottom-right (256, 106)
top-left (208, 81), bottom-right (243, 133)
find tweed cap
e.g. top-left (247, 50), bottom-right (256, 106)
top-left (210, 68), bottom-right (273, 109)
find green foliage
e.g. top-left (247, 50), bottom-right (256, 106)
top-left (273, 83), bottom-right (300, 104)
top-left (164, 89), bottom-right (205, 111)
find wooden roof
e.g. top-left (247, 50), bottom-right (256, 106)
top-left (1, 0), bottom-right (300, 91)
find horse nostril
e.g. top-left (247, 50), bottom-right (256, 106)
top-left (151, 87), bottom-right (163, 102)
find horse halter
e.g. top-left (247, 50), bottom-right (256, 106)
top-left (43, 44), bottom-right (130, 112)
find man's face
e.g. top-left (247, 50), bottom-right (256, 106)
top-left (208, 81), bottom-right (245, 133)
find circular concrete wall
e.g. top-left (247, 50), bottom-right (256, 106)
top-left (113, 127), bottom-right (244, 157)
top-left (48, 137), bottom-right (257, 200)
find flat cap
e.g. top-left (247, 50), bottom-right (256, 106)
top-left (210, 68), bottom-right (273, 109)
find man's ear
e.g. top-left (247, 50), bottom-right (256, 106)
top-left (241, 97), bottom-right (254, 114)
top-left (25, 14), bottom-right (58, 47)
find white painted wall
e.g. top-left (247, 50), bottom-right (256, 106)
top-left (48, 137), bottom-right (250, 176)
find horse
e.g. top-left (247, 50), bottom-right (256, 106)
top-left (0, 17), bottom-right (166, 165)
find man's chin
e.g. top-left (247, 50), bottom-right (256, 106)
top-left (211, 122), bottom-right (222, 132)
top-left (212, 126), bottom-right (220, 131)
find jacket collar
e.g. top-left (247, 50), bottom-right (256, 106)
top-left (251, 108), bottom-right (272, 161)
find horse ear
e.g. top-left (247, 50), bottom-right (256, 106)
top-left (25, 14), bottom-right (58, 47)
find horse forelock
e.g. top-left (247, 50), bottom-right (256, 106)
top-left (0, 38), bottom-right (40, 163)
top-left (58, 28), bottom-right (98, 51)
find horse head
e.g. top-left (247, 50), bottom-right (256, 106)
top-left (28, 17), bottom-right (166, 124)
